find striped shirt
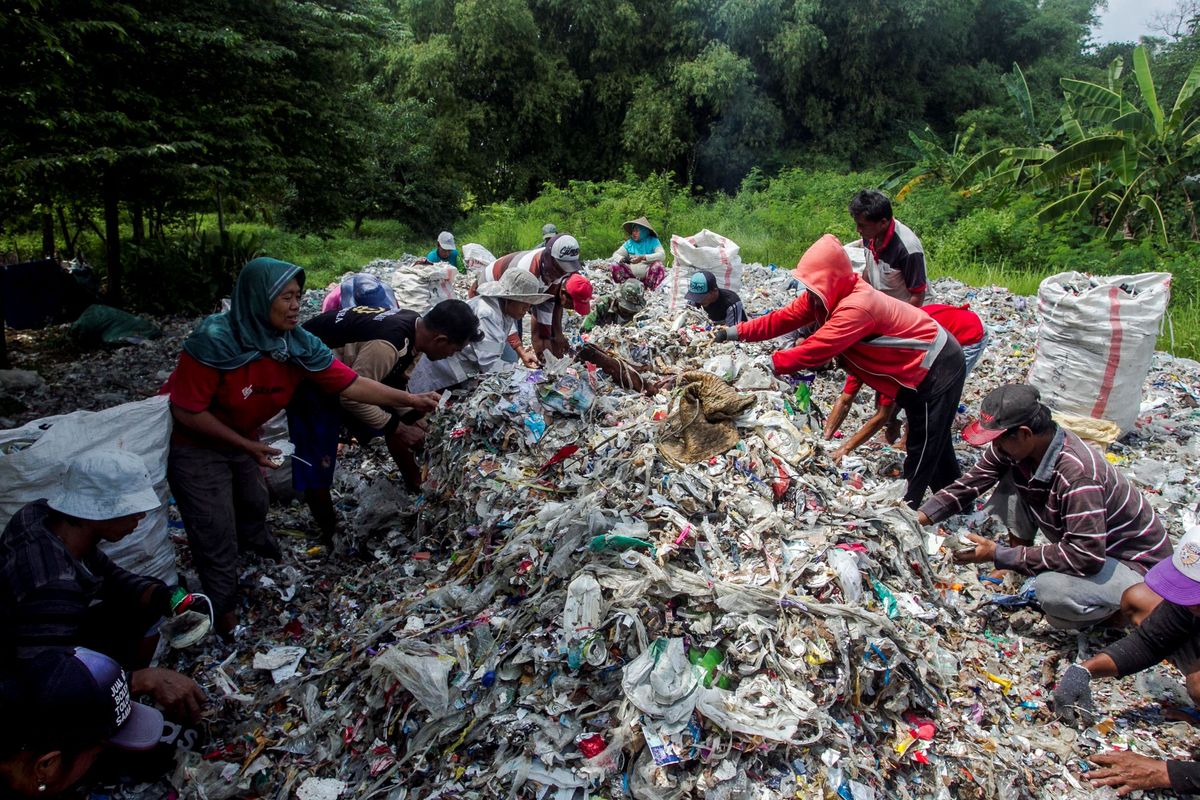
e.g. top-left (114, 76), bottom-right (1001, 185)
top-left (920, 428), bottom-right (1171, 576)
top-left (0, 501), bottom-right (167, 661)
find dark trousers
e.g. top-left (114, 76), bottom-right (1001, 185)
top-left (167, 444), bottom-right (270, 616)
top-left (896, 339), bottom-right (966, 509)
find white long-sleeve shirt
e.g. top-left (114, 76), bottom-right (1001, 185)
top-left (407, 296), bottom-right (515, 393)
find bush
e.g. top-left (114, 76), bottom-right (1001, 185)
top-left (124, 229), bottom-right (262, 316)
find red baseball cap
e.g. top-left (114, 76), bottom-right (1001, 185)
top-left (564, 274), bottom-right (593, 316)
top-left (962, 384), bottom-right (1044, 447)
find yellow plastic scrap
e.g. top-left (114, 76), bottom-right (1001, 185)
top-left (804, 639), bottom-right (833, 666)
top-left (981, 669), bottom-right (1013, 694)
top-left (894, 734), bottom-right (918, 756)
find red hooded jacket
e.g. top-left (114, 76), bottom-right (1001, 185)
top-left (733, 234), bottom-right (948, 397)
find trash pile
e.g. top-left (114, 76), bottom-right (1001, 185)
top-left (135, 261), bottom-right (1200, 800)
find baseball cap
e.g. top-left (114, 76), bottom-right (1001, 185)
top-left (22, 648), bottom-right (164, 752)
top-left (617, 280), bottom-right (646, 314)
top-left (1146, 527), bottom-right (1200, 605)
top-left (549, 234), bottom-right (582, 271)
top-left (541, 223), bottom-right (558, 241)
top-left (437, 231), bottom-right (456, 251)
top-left (564, 274), bottom-right (593, 316)
top-left (961, 384), bottom-right (1044, 447)
top-left (685, 271), bottom-right (717, 304)
top-left (48, 449), bottom-right (161, 521)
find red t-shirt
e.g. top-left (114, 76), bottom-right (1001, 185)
top-left (165, 352), bottom-right (357, 441)
top-left (842, 303), bottom-right (984, 405)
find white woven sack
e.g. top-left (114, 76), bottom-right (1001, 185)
top-left (0, 395), bottom-right (177, 583)
top-left (1029, 271), bottom-right (1171, 433)
top-left (389, 263), bottom-right (458, 313)
top-left (667, 230), bottom-right (743, 312)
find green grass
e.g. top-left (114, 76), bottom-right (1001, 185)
top-left (7, 168), bottom-right (1200, 359)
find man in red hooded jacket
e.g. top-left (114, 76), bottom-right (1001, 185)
top-left (713, 235), bottom-right (966, 508)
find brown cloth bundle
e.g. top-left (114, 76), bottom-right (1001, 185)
top-left (657, 371), bottom-right (756, 467)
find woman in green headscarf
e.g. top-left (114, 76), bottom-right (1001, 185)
top-left (164, 258), bottom-right (441, 635)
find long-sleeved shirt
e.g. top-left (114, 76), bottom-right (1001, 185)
top-left (0, 501), bottom-right (168, 662)
top-left (920, 428), bottom-right (1171, 576)
top-left (730, 235), bottom-right (947, 394)
top-left (407, 296), bottom-right (513, 393)
top-left (1100, 601), bottom-right (1200, 793)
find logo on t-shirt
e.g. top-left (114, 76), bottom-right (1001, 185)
top-left (241, 384), bottom-right (284, 400)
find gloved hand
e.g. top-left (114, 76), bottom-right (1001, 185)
top-left (1053, 663), bottom-right (1097, 726)
top-left (712, 327), bottom-right (737, 343)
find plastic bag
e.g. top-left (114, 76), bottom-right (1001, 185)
top-left (825, 548), bottom-right (863, 603)
top-left (1029, 271), bottom-right (1170, 432)
top-left (621, 638), bottom-right (701, 734)
top-left (371, 645), bottom-right (456, 718)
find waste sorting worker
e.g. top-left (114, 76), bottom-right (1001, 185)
top-left (164, 257), bottom-right (442, 636)
top-left (409, 270), bottom-right (550, 393)
top-left (824, 303), bottom-right (987, 462)
top-left (581, 280), bottom-right (646, 332)
top-left (0, 450), bottom-right (207, 722)
top-left (472, 233), bottom-right (585, 359)
top-left (0, 647), bottom-right (166, 798)
top-left (917, 383), bottom-right (1172, 629)
top-left (319, 273), bottom-right (397, 314)
top-left (685, 270), bottom-right (748, 326)
top-left (1052, 526), bottom-right (1200, 795)
top-left (291, 300), bottom-right (482, 540)
top-left (539, 223), bottom-right (558, 246)
top-left (712, 234), bottom-right (965, 509)
top-left (609, 216), bottom-right (666, 290)
top-left (419, 231), bottom-right (461, 272)
top-left (849, 189), bottom-right (928, 306)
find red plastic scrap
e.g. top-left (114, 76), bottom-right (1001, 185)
top-left (538, 444), bottom-right (580, 474)
top-left (577, 734), bottom-right (606, 758)
top-left (770, 457), bottom-right (791, 501)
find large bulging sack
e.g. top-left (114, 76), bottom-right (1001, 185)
top-left (1029, 272), bottom-right (1171, 433)
top-left (0, 396), bottom-right (177, 583)
top-left (667, 230), bottom-right (743, 312)
top-left (461, 243), bottom-right (497, 287)
top-left (389, 263), bottom-right (457, 313)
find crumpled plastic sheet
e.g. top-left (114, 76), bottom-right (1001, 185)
top-left (104, 262), bottom-right (1200, 800)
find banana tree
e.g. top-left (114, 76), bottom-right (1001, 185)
top-left (957, 46), bottom-right (1200, 244)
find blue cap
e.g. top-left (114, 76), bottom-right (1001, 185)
top-left (685, 271), bottom-right (717, 304)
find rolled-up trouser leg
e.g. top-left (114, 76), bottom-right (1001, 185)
top-left (168, 444), bottom-right (240, 616)
top-left (1034, 558), bottom-right (1143, 629)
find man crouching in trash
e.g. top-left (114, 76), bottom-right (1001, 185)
top-left (0, 450), bottom-right (207, 725)
top-left (917, 384), bottom-right (1171, 629)
top-left (1051, 526), bottom-right (1200, 795)
top-left (712, 234), bottom-right (965, 509)
top-left (289, 300), bottom-right (482, 542)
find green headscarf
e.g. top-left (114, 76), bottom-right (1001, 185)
top-left (182, 257), bottom-right (334, 372)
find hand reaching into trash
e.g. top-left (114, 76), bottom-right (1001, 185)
top-left (1053, 663), bottom-right (1097, 726)
top-left (245, 440), bottom-right (282, 469)
top-left (518, 349), bottom-right (541, 369)
top-left (1085, 751), bottom-right (1171, 795)
top-left (951, 533), bottom-right (997, 565)
top-left (402, 391), bottom-right (441, 414)
top-left (387, 423), bottom-right (426, 449)
top-left (711, 327), bottom-right (736, 343)
top-left (132, 667), bottom-right (207, 723)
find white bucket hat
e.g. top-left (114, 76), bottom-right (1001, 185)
top-left (477, 268), bottom-right (553, 305)
top-left (437, 231), bottom-right (457, 250)
top-left (48, 449), bottom-right (161, 521)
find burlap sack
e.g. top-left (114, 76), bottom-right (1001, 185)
top-left (657, 372), bottom-right (756, 466)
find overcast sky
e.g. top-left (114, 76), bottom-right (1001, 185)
top-left (1093, 0), bottom-right (1181, 42)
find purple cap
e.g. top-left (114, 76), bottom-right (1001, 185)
top-left (1145, 528), bottom-right (1200, 606)
top-left (31, 648), bottom-right (165, 751)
